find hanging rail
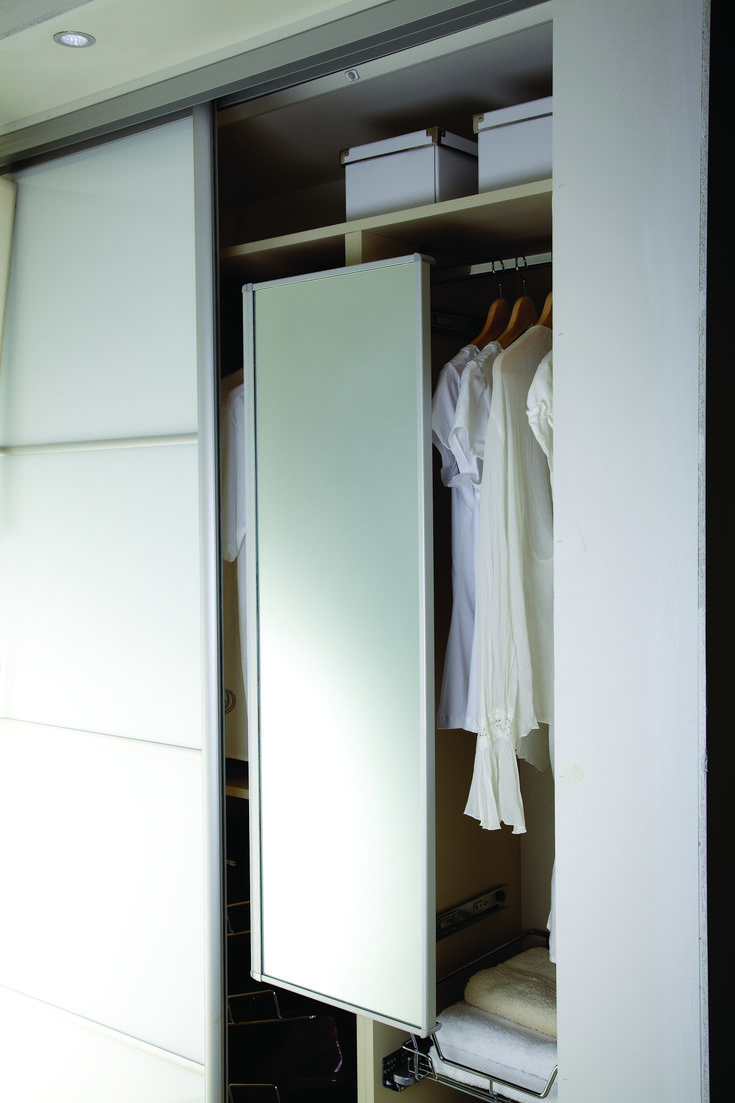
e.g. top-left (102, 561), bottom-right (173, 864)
top-left (432, 251), bottom-right (552, 285)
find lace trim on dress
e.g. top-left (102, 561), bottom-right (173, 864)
top-left (465, 711), bottom-right (526, 834)
top-left (483, 708), bottom-right (515, 742)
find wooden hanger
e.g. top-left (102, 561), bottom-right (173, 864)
top-left (472, 296), bottom-right (510, 350)
top-left (538, 291), bottom-right (552, 329)
top-left (497, 294), bottom-right (538, 348)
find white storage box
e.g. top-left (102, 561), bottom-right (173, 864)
top-left (473, 97), bottom-right (552, 191)
top-left (341, 127), bottom-right (477, 219)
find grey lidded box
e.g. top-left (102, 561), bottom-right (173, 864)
top-left (474, 96), bottom-right (553, 191)
top-left (341, 127), bottom-right (478, 220)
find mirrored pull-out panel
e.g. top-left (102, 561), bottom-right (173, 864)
top-left (244, 255), bottom-right (435, 1034)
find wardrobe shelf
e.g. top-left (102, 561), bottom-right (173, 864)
top-left (220, 178), bottom-right (552, 281)
top-left (225, 758), bottom-right (249, 800)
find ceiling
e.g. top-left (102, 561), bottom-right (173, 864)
top-left (0, 0), bottom-right (388, 134)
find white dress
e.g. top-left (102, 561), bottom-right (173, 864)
top-left (431, 344), bottom-right (479, 731)
top-left (465, 326), bottom-right (553, 834)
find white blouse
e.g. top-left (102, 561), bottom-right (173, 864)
top-left (448, 340), bottom-right (502, 488)
top-left (465, 326), bottom-right (553, 833)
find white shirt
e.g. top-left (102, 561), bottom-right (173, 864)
top-left (441, 340), bottom-right (503, 731)
top-left (465, 326), bottom-right (553, 833)
top-left (431, 344), bottom-right (480, 731)
top-left (449, 341), bottom-right (502, 486)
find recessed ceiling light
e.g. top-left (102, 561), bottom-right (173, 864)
top-left (53, 31), bottom-right (95, 47)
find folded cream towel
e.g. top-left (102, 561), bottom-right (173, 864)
top-left (464, 947), bottom-right (556, 1038)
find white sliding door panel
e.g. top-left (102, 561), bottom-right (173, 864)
top-left (0, 120), bottom-right (198, 447)
top-left (0, 719), bottom-right (205, 1062)
top-left (0, 444), bottom-right (202, 747)
top-left (0, 987), bottom-right (204, 1103)
top-left (553, 1), bottom-right (707, 1100)
top-left (0, 110), bottom-right (218, 1099)
top-left (246, 256), bottom-right (435, 1033)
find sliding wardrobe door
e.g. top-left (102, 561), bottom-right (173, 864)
top-left (552, 0), bottom-right (708, 1099)
top-left (0, 111), bottom-right (221, 1103)
top-left (245, 255), bottom-right (436, 1034)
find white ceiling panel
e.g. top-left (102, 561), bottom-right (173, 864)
top-left (0, 0), bottom-right (386, 133)
top-left (0, 1), bottom-right (94, 41)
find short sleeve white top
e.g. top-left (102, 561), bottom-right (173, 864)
top-left (440, 340), bottom-right (503, 731)
top-left (449, 340), bottom-right (502, 484)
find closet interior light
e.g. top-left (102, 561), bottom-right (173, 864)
top-left (53, 31), bottom-right (96, 47)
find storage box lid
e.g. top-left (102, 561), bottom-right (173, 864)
top-left (473, 96), bottom-right (553, 134)
top-left (341, 127), bottom-right (477, 166)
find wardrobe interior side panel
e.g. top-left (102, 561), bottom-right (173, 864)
top-left (518, 761), bottom-right (555, 930)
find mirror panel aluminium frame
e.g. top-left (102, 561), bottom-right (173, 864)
top-left (244, 255), bottom-right (436, 1034)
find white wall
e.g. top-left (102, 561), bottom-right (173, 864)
top-left (553, 1), bottom-right (707, 1099)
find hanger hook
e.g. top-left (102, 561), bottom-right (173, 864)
top-left (515, 256), bottom-right (529, 295)
top-left (492, 258), bottom-right (505, 298)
